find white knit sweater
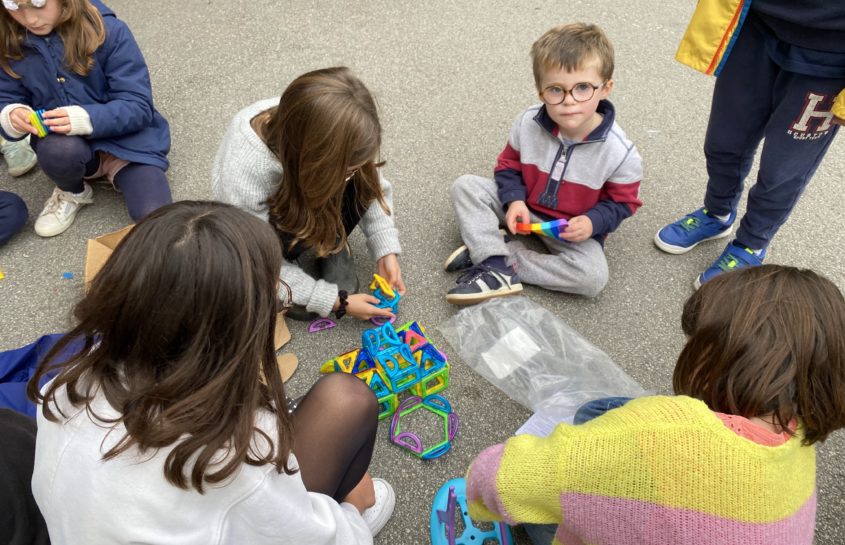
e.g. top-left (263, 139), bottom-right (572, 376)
top-left (211, 98), bottom-right (402, 317)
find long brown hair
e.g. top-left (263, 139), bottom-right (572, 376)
top-left (673, 265), bottom-right (845, 445)
top-left (262, 66), bottom-right (389, 256)
top-left (27, 201), bottom-right (295, 492)
top-left (0, 0), bottom-right (106, 78)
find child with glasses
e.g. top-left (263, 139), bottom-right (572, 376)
top-left (465, 265), bottom-right (845, 545)
top-left (212, 67), bottom-right (404, 322)
top-left (655, 1), bottom-right (845, 288)
top-left (445, 23), bottom-right (642, 305)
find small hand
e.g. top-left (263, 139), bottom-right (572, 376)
top-left (341, 293), bottom-right (395, 321)
top-left (376, 253), bottom-right (406, 296)
top-left (505, 200), bottom-right (530, 235)
top-left (343, 472), bottom-right (375, 514)
top-left (9, 107), bottom-right (37, 135)
top-left (561, 215), bottom-right (593, 242)
top-left (833, 116), bottom-right (844, 126)
top-left (41, 108), bottom-right (72, 134)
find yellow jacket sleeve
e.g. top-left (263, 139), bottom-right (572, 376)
top-left (676, 0), bottom-right (750, 76)
top-left (833, 90), bottom-right (845, 120)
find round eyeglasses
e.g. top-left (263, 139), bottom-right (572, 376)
top-left (540, 81), bottom-right (607, 105)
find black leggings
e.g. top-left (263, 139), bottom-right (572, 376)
top-left (292, 373), bottom-right (378, 502)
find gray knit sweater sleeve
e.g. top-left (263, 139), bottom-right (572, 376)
top-left (211, 98), bottom-right (401, 318)
top-left (361, 174), bottom-right (402, 260)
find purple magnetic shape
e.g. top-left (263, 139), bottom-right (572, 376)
top-left (369, 315), bottom-right (396, 326)
top-left (390, 396), bottom-right (425, 454)
top-left (308, 318), bottom-right (337, 333)
top-left (448, 413), bottom-right (459, 440)
top-left (436, 486), bottom-right (458, 545)
top-left (393, 431), bottom-right (425, 454)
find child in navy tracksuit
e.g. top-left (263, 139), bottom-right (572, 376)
top-left (0, 0), bottom-right (171, 238)
top-left (445, 24), bottom-right (642, 305)
top-left (655, 0), bottom-right (845, 288)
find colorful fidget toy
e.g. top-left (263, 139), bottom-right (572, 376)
top-left (515, 218), bottom-right (569, 240)
top-left (28, 109), bottom-right (50, 138)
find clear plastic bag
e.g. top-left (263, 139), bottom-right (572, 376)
top-left (438, 297), bottom-right (646, 427)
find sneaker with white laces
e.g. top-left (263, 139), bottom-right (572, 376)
top-left (34, 183), bottom-right (94, 237)
top-left (1, 136), bottom-right (37, 177)
top-left (360, 478), bottom-right (395, 537)
top-left (446, 258), bottom-right (523, 305)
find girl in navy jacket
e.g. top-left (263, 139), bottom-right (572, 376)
top-left (0, 0), bottom-right (171, 237)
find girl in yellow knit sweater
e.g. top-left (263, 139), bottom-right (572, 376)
top-left (466, 265), bottom-right (845, 545)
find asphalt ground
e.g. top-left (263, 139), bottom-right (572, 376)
top-left (0, 1), bottom-right (843, 543)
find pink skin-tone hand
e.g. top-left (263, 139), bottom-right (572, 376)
top-left (9, 107), bottom-right (37, 135)
top-left (9, 107), bottom-right (72, 135)
top-left (40, 109), bottom-right (72, 134)
top-left (337, 293), bottom-right (394, 321)
top-left (377, 253), bottom-right (406, 296)
top-left (505, 200), bottom-right (530, 236)
top-left (560, 215), bottom-right (593, 242)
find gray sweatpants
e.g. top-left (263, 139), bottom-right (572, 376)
top-left (450, 174), bottom-right (608, 297)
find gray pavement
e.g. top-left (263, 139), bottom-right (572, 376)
top-left (1, 1), bottom-right (843, 543)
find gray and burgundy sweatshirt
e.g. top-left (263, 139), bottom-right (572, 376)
top-left (494, 100), bottom-right (643, 242)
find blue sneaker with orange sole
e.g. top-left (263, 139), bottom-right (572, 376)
top-left (695, 240), bottom-right (765, 289)
top-left (654, 208), bottom-right (735, 254)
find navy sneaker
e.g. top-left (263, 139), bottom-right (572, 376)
top-left (694, 240), bottom-right (765, 289)
top-left (654, 208), bottom-right (735, 254)
top-left (444, 230), bottom-right (509, 272)
top-left (446, 260), bottom-right (522, 305)
top-left (443, 245), bottom-right (473, 272)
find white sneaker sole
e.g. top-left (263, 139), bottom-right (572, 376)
top-left (446, 283), bottom-right (523, 305)
top-left (653, 225), bottom-right (733, 255)
top-left (34, 202), bottom-right (91, 237)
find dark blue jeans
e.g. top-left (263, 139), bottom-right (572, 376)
top-left (0, 191), bottom-right (27, 246)
top-left (523, 397), bottom-right (632, 545)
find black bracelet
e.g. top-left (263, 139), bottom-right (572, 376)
top-left (335, 290), bottom-right (349, 319)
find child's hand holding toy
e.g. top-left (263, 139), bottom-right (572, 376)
top-left (377, 253), bottom-right (406, 295)
top-left (38, 108), bottom-right (73, 134)
top-left (9, 107), bottom-right (73, 136)
top-left (339, 293), bottom-right (395, 321)
top-left (561, 215), bottom-right (593, 242)
top-left (505, 200), bottom-right (530, 235)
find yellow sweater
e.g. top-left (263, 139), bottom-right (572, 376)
top-left (466, 396), bottom-right (816, 545)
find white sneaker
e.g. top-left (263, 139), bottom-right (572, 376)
top-left (1, 136), bottom-right (37, 177)
top-left (361, 478), bottom-right (395, 536)
top-left (34, 183), bottom-right (94, 237)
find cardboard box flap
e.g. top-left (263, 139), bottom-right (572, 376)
top-left (84, 225), bottom-right (134, 287)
